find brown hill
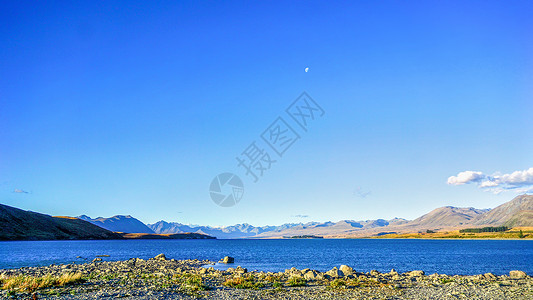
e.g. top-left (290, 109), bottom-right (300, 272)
top-left (403, 206), bottom-right (489, 230)
top-left (471, 194), bottom-right (533, 227)
top-left (0, 203), bottom-right (123, 241)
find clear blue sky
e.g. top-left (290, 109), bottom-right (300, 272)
top-left (1, 1), bottom-right (532, 226)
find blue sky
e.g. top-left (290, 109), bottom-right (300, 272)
top-left (1, 1), bottom-right (532, 226)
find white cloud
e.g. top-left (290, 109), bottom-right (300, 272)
top-left (499, 168), bottom-right (533, 186)
top-left (447, 167), bottom-right (533, 194)
top-left (447, 171), bottom-right (484, 185)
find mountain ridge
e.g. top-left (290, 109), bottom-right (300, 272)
top-left (78, 215), bottom-right (154, 234)
top-left (3, 195), bottom-right (530, 240)
top-left (146, 195), bottom-right (532, 238)
top-left (0, 204), bottom-right (122, 240)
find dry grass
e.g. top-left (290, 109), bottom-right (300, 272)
top-left (371, 227), bottom-right (533, 239)
top-left (0, 272), bottom-right (84, 293)
top-left (52, 216), bottom-right (78, 220)
top-left (222, 276), bottom-right (265, 289)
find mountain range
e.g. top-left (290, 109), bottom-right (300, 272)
top-left (2, 195), bottom-right (530, 240)
top-left (76, 194), bottom-right (533, 239)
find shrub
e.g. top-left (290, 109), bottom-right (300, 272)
top-left (329, 279), bottom-right (347, 289)
top-left (286, 276), bottom-right (307, 287)
top-left (174, 274), bottom-right (209, 291)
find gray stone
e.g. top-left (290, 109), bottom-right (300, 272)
top-left (407, 270), bottom-right (425, 277)
top-left (326, 267), bottom-right (341, 278)
top-left (304, 271), bottom-right (316, 280)
top-left (509, 270), bottom-right (527, 279)
top-left (339, 265), bottom-right (354, 276)
top-left (154, 254), bottom-right (166, 261)
top-left (222, 256), bottom-right (234, 264)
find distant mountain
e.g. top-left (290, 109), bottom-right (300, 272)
top-left (78, 215), bottom-right (154, 234)
top-left (147, 221), bottom-right (302, 239)
top-left (0, 203), bottom-right (122, 241)
top-left (471, 194), bottom-right (533, 227)
top-left (148, 218), bottom-right (409, 239)
top-left (252, 218), bottom-right (408, 238)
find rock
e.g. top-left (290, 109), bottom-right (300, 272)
top-left (484, 273), bottom-right (497, 280)
top-left (235, 266), bottom-right (247, 274)
top-left (221, 256), bottom-right (234, 264)
top-left (392, 274), bottom-right (402, 281)
top-left (370, 270), bottom-right (380, 277)
top-left (407, 270), bottom-right (425, 277)
top-left (326, 267), bottom-right (341, 278)
top-left (304, 270), bottom-right (317, 280)
top-left (339, 265), bottom-right (354, 276)
top-left (92, 258), bottom-right (102, 262)
top-left (509, 270), bottom-right (527, 279)
top-left (389, 269), bottom-right (399, 276)
top-left (154, 254), bottom-right (167, 261)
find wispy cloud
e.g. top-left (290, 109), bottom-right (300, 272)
top-left (447, 167), bottom-right (533, 194)
top-left (13, 189), bottom-right (30, 194)
top-left (292, 214), bottom-right (309, 218)
top-left (353, 187), bottom-right (371, 198)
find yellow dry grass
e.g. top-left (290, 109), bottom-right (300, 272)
top-left (0, 272), bottom-right (83, 292)
top-left (371, 227), bottom-right (533, 239)
top-left (52, 216), bottom-right (78, 220)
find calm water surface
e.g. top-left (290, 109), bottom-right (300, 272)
top-left (1, 239), bottom-right (532, 275)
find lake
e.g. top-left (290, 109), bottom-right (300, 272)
top-left (1, 239), bottom-right (532, 275)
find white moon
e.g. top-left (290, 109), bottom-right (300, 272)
top-left (305, 67), bottom-right (309, 72)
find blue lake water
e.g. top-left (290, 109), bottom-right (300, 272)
top-left (1, 239), bottom-right (532, 275)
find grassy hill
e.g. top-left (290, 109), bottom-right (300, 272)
top-left (0, 204), bottom-right (123, 241)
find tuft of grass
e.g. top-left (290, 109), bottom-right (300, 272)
top-left (222, 275), bottom-right (265, 289)
top-left (329, 278), bottom-right (347, 289)
top-left (1, 272), bottom-right (84, 293)
top-left (173, 274), bottom-right (209, 291)
top-left (440, 278), bottom-right (455, 284)
top-left (286, 276), bottom-right (307, 287)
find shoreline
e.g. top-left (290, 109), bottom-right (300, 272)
top-left (3, 236), bottom-right (533, 242)
top-left (1, 255), bottom-right (531, 299)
